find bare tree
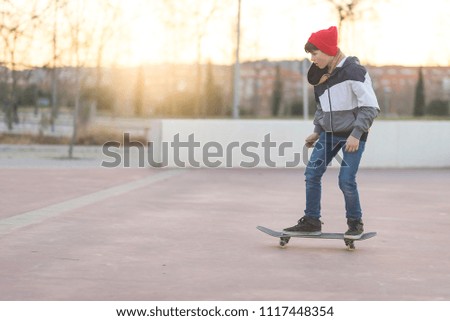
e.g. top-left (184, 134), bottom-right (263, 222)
top-left (60, 0), bottom-right (127, 157)
top-left (48, 0), bottom-right (69, 131)
top-left (91, 0), bottom-right (124, 113)
top-left (0, 0), bottom-right (48, 129)
top-left (156, 0), bottom-right (228, 116)
top-left (326, 0), bottom-right (360, 34)
top-left (63, 0), bottom-right (92, 158)
top-left (324, 0), bottom-right (383, 54)
top-left (192, 1), bottom-right (221, 116)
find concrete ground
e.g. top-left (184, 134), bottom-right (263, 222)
top-left (0, 148), bottom-right (449, 300)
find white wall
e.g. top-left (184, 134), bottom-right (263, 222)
top-left (148, 119), bottom-right (450, 168)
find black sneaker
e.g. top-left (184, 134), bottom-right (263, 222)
top-left (283, 216), bottom-right (322, 235)
top-left (344, 219), bottom-right (364, 240)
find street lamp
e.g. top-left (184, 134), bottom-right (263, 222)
top-left (232, 0), bottom-right (241, 119)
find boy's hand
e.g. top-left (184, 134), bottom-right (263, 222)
top-left (345, 135), bottom-right (360, 152)
top-left (305, 133), bottom-right (320, 148)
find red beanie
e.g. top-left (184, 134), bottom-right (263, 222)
top-left (308, 26), bottom-right (338, 56)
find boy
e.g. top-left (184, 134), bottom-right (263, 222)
top-left (283, 26), bottom-right (379, 239)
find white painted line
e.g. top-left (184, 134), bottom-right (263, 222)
top-left (0, 169), bottom-right (184, 236)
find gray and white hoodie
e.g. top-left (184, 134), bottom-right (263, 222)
top-left (308, 56), bottom-right (380, 141)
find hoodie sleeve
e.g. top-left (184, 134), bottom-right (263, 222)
top-left (349, 66), bottom-right (380, 139)
top-left (313, 98), bottom-right (324, 134)
top-left (351, 107), bottom-right (379, 139)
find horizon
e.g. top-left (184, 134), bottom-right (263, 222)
top-left (5, 59), bottom-right (450, 71)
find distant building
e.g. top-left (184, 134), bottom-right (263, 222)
top-left (240, 60), bottom-right (306, 117)
top-left (6, 62), bottom-right (450, 118)
top-left (239, 62), bottom-right (450, 117)
top-left (368, 66), bottom-right (450, 116)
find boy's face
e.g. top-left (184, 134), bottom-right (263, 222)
top-left (309, 50), bottom-right (333, 69)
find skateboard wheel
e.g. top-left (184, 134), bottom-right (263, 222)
top-left (344, 239), bottom-right (355, 250)
top-left (279, 237), bottom-right (290, 247)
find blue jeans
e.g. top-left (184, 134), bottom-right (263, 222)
top-left (304, 132), bottom-right (365, 220)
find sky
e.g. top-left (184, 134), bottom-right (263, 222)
top-left (5, 0), bottom-right (450, 68)
top-left (116, 0), bottom-right (450, 67)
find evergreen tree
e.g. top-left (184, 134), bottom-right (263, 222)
top-left (204, 61), bottom-right (223, 116)
top-left (134, 65), bottom-right (145, 116)
top-left (413, 67), bottom-right (425, 116)
top-left (271, 65), bottom-right (283, 116)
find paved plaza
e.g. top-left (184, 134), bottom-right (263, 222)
top-left (0, 147), bottom-right (449, 300)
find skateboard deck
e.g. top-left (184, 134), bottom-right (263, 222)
top-left (257, 226), bottom-right (377, 250)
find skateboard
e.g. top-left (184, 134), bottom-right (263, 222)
top-left (257, 226), bottom-right (376, 250)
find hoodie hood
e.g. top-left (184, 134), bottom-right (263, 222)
top-left (307, 56), bottom-right (361, 86)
